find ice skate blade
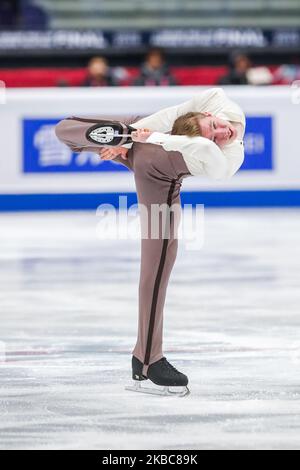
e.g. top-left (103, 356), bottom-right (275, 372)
top-left (125, 381), bottom-right (190, 397)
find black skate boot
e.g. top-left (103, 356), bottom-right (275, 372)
top-left (131, 355), bottom-right (148, 381)
top-left (126, 356), bottom-right (190, 397)
top-left (148, 357), bottom-right (189, 387)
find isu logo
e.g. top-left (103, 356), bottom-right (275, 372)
top-left (88, 126), bottom-right (116, 144)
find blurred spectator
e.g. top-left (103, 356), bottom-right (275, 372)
top-left (273, 61), bottom-right (300, 85)
top-left (82, 57), bottom-right (117, 87)
top-left (218, 51), bottom-right (273, 86)
top-left (134, 48), bottom-right (177, 86)
top-left (218, 52), bottom-right (251, 85)
top-left (246, 66), bottom-right (273, 86)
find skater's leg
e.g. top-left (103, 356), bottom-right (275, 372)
top-left (55, 115), bottom-right (135, 172)
top-left (133, 198), bottom-right (180, 371)
top-left (130, 143), bottom-right (191, 377)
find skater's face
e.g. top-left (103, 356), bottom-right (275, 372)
top-left (198, 113), bottom-right (237, 148)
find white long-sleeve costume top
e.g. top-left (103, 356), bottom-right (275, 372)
top-left (131, 88), bottom-right (246, 180)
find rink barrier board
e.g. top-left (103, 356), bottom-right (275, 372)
top-left (1, 87), bottom-right (300, 208)
top-left (1, 190), bottom-right (300, 212)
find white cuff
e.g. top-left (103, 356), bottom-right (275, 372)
top-left (146, 132), bottom-right (170, 145)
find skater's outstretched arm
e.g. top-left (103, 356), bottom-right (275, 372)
top-left (133, 88), bottom-right (245, 133)
top-left (130, 88), bottom-right (245, 179)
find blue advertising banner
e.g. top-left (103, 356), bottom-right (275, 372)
top-left (241, 116), bottom-right (273, 171)
top-left (23, 116), bottom-right (273, 174)
top-left (23, 119), bottom-right (128, 173)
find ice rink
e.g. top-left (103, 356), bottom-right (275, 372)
top-left (0, 208), bottom-right (300, 450)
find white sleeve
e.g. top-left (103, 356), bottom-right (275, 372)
top-left (132, 88), bottom-right (220, 133)
top-left (132, 100), bottom-right (195, 133)
top-left (147, 132), bottom-right (244, 180)
top-left (221, 141), bottom-right (245, 178)
top-left (131, 87), bottom-right (244, 136)
top-left (192, 87), bottom-right (245, 127)
top-left (122, 102), bottom-right (191, 149)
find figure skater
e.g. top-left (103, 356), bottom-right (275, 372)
top-left (55, 88), bottom-right (245, 396)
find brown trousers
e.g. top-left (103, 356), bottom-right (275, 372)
top-left (55, 118), bottom-right (191, 377)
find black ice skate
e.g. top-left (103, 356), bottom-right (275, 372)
top-left (125, 356), bottom-right (190, 397)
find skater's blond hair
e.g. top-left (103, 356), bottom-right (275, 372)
top-left (171, 112), bottom-right (206, 137)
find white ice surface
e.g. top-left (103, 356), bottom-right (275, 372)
top-left (0, 209), bottom-right (300, 450)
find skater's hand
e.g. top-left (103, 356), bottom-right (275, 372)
top-left (131, 128), bottom-right (152, 143)
top-left (99, 147), bottom-right (128, 161)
